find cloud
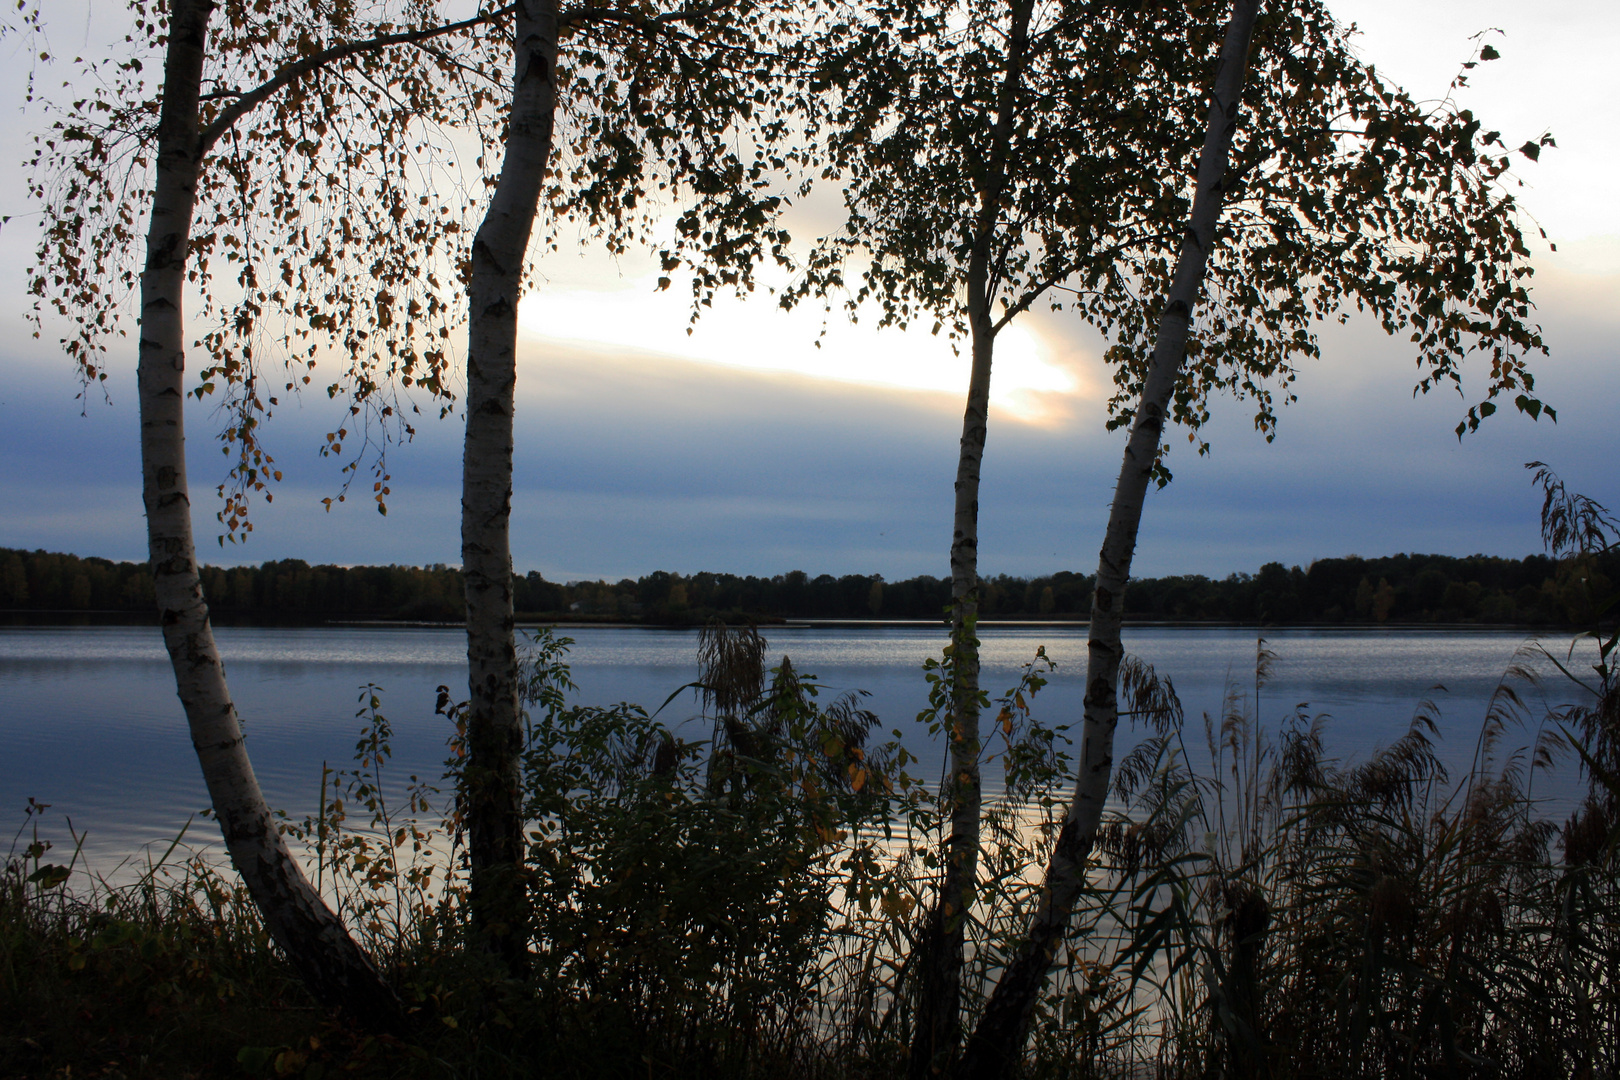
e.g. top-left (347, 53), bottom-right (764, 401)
top-left (506, 338), bottom-right (1079, 579)
top-left (1, 239), bottom-right (1107, 578)
top-left (4, 250), bottom-right (1615, 582)
top-left (5, 0), bottom-right (1616, 584)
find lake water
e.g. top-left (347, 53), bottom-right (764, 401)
top-left (0, 622), bottom-right (1597, 872)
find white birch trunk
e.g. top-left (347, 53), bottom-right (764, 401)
top-left (958, 4), bottom-right (1260, 1075)
top-left (911, 4), bottom-right (1034, 1075)
top-left (138, 0), bottom-right (402, 1031)
top-left (913, 310), bottom-right (994, 1078)
top-left (460, 0), bottom-right (559, 968)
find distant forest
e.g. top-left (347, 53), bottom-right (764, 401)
top-left (4, 546), bottom-right (1614, 627)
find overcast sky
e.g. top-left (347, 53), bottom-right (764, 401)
top-left (1, 1), bottom-right (1615, 583)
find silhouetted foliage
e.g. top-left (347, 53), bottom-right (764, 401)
top-left (5, 547), bottom-right (1613, 627)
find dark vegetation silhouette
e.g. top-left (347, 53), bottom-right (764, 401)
top-left (3, 546), bottom-right (1610, 627)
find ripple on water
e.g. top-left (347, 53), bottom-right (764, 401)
top-left (0, 623), bottom-right (1592, 875)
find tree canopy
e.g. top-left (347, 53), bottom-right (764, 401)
top-left (804, 0), bottom-right (1552, 471)
top-left (5, 546), bottom-right (1608, 627)
top-left (25, 0), bottom-right (821, 537)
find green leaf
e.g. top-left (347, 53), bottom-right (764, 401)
top-left (26, 863), bottom-right (71, 888)
top-left (1479, 44), bottom-right (1500, 61)
top-left (1514, 393), bottom-right (1543, 419)
top-left (237, 1046), bottom-right (277, 1072)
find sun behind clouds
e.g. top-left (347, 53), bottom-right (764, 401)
top-left (516, 274), bottom-right (1086, 424)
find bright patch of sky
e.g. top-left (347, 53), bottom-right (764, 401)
top-left (518, 274), bottom-right (1084, 424)
top-left (1334, 0), bottom-right (1619, 263)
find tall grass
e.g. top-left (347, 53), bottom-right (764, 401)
top-left (5, 615), bottom-right (1615, 1079)
top-left (1085, 639), bottom-right (1615, 1079)
top-left (0, 802), bottom-right (326, 1076)
top-left (480, 623), bottom-right (1617, 1078)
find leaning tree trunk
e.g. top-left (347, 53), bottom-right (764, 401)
top-left (138, 0), bottom-right (404, 1033)
top-left (957, 4), bottom-right (1259, 1077)
top-left (461, 0), bottom-right (559, 972)
top-left (909, 5), bottom-right (1034, 1077)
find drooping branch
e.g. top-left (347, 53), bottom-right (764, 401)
top-left (197, 4), bottom-right (516, 156)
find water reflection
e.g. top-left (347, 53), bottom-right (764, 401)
top-left (0, 623), bottom-right (1592, 872)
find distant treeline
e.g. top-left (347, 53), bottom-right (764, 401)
top-left (2, 546), bottom-right (1613, 626)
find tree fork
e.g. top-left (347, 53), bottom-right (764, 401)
top-left (957, 2), bottom-right (1260, 1076)
top-left (908, 1), bottom-right (1037, 1075)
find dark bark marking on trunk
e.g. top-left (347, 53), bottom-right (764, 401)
top-left (958, 4), bottom-right (1260, 1075)
top-left (461, 0), bottom-right (560, 976)
top-left (134, 0), bottom-right (406, 1035)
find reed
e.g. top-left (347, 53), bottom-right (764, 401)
top-left (4, 614), bottom-right (1615, 1079)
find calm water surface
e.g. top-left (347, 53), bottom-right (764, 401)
top-left (0, 623), bottom-right (1593, 869)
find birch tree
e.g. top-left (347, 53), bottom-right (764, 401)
top-left (24, 0), bottom-right (516, 1027)
top-left (961, 10), bottom-right (1260, 1072)
top-left (956, 2), bottom-right (1556, 1075)
top-left (28, 0), bottom-right (827, 977)
top-left (449, 0), bottom-right (822, 967)
top-left (458, 0), bottom-right (557, 972)
top-left (807, 5), bottom-right (1236, 1069)
top-left (811, 0), bottom-right (1554, 1073)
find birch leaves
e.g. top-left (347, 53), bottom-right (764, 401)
top-left (26, 0), bottom-right (822, 537)
top-left (812, 2), bottom-right (1551, 466)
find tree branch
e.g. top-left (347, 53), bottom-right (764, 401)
top-left (561, 0), bottom-right (733, 30)
top-left (558, 1), bottom-right (787, 67)
top-left (197, 5), bottom-right (516, 156)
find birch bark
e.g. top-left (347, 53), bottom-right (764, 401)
top-left (910, 3), bottom-right (1034, 1074)
top-left (913, 311), bottom-right (993, 1080)
top-left (958, 3), bottom-right (1260, 1075)
top-left (460, 0), bottom-right (559, 969)
top-left (138, 0), bottom-right (403, 1032)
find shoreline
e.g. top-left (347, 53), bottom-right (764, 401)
top-left (0, 609), bottom-right (1585, 633)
